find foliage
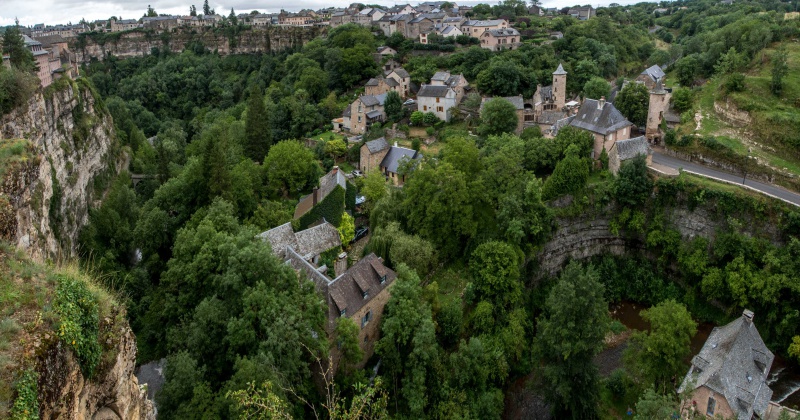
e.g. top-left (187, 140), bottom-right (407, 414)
top-left (2, 26), bottom-right (35, 72)
top-left (614, 82), bottom-right (649, 127)
top-left (245, 86), bottom-right (271, 162)
top-left (0, 66), bottom-right (38, 116)
top-left (542, 145), bottom-right (589, 201)
top-left (247, 200), bottom-right (294, 231)
top-left (10, 369), bottom-right (38, 420)
top-left (410, 111), bottom-right (424, 126)
top-left (624, 300), bottom-right (697, 392)
top-left (338, 212), bottom-right (355, 245)
top-left (389, 230), bottom-right (437, 278)
top-left (583, 77), bottom-right (610, 100)
top-left (345, 181), bottom-right (357, 212)
top-left (633, 388), bottom-right (677, 420)
top-left (670, 88), bottom-right (693, 114)
top-left (789, 336), bottom-right (800, 364)
top-left (325, 139), bottom-right (347, 160)
top-left (469, 241), bottom-right (521, 310)
top-left (54, 275), bottom-right (102, 378)
top-left (479, 97), bottom-right (519, 136)
top-left (476, 59), bottom-right (530, 97)
top-left (299, 185), bottom-right (346, 229)
top-left (264, 140), bottom-right (320, 198)
top-left (226, 381), bottom-right (292, 420)
top-left (536, 262), bottom-right (610, 419)
top-left (771, 48), bottom-right (788, 95)
top-left (361, 170), bottom-right (387, 214)
top-left (614, 155), bottom-right (653, 207)
top-left (384, 90), bottom-right (403, 122)
top-left (334, 317), bottom-right (363, 373)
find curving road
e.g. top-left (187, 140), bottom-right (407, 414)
top-left (652, 151), bottom-right (800, 207)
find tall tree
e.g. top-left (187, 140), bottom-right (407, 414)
top-left (583, 77), bottom-right (610, 100)
top-left (146, 5), bottom-right (158, 17)
top-left (614, 82), bottom-right (649, 127)
top-left (384, 90), bottom-right (403, 122)
top-left (479, 98), bottom-right (518, 136)
top-left (203, 0), bottom-right (211, 15)
top-left (535, 261), bottom-right (610, 419)
top-left (2, 24), bottom-right (35, 72)
top-left (771, 48), bottom-right (788, 95)
top-left (229, 8), bottom-right (238, 25)
top-left (244, 86), bottom-right (271, 162)
top-left (190, 5), bottom-right (197, 16)
top-left (469, 241), bottom-right (521, 310)
top-left (202, 137), bottom-right (232, 202)
top-left (263, 140), bottom-right (319, 197)
top-left (614, 154), bottom-right (653, 207)
top-left (624, 300), bottom-right (697, 392)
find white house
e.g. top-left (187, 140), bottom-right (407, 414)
top-left (417, 85), bottom-right (458, 122)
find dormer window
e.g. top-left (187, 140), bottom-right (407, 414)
top-left (380, 275), bottom-right (387, 284)
top-left (362, 291), bottom-right (368, 299)
top-left (340, 309), bottom-right (346, 317)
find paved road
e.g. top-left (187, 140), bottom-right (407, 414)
top-left (652, 151), bottom-right (800, 207)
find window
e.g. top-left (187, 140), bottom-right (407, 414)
top-left (358, 116), bottom-right (362, 123)
top-left (358, 105), bottom-right (362, 113)
top-left (423, 105), bottom-right (428, 111)
top-left (706, 397), bottom-right (716, 416)
top-left (437, 106), bottom-right (443, 112)
top-left (340, 309), bottom-right (346, 317)
top-left (380, 275), bottom-right (387, 284)
top-left (362, 291), bottom-right (368, 299)
top-left (436, 97), bottom-right (440, 103)
top-left (361, 310), bottom-right (372, 328)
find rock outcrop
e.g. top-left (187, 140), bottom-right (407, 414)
top-left (72, 26), bottom-right (322, 63)
top-left (38, 311), bottom-right (155, 420)
top-left (0, 78), bottom-right (122, 259)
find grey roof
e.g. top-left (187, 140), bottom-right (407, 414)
top-left (539, 110), bottom-right (567, 125)
top-left (553, 63), bottom-right (567, 75)
top-left (651, 79), bottom-right (667, 94)
top-left (569, 99), bottom-right (632, 135)
top-left (641, 64), bottom-right (665, 82)
top-left (538, 85), bottom-right (553, 102)
top-left (551, 115), bottom-right (576, 136)
top-left (486, 28), bottom-right (519, 37)
top-left (380, 146), bottom-right (420, 174)
top-left (328, 253), bottom-right (396, 319)
top-left (422, 12), bottom-right (447, 19)
top-left (343, 104), bottom-right (352, 118)
top-left (360, 94), bottom-right (387, 107)
top-left (465, 19), bottom-right (506, 27)
top-left (440, 25), bottom-right (459, 35)
top-left (417, 85), bottom-right (452, 98)
top-left (366, 110), bottom-right (383, 119)
top-left (365, 78), bottom-right (380, 86)
top-left (22, 35), bottom-right (41, 47)
top-left (116, 19), bottom-right (138, 24)
top-left (409, 16), bottom-right (431, 24)
top-left (432, 71), bottom-right (450, 82)
top-left (678, 311), bottom-right (774, 420)
top-left (390, 67), bottom-right (410, 78)
top-left (376, 46), bottom-right (395, 53)
top-left (364, 137), bottom-right (390, 153)
top-left (259, 221), bottom-right (341, 260)
top-left (319, 167), bottom-right (347, 199)
top-left (613, 136), bottom-right (650, 160)
top-left (385, 78), bottom-right (399, 87)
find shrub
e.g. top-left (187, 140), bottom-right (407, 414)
top-left (54, 275), bottom-right (101, 378)
top-left (10, 369), bottom-right (38, 420)
top-left (410, 111), bottom-right (424, 126)
top-left (422, 112), bottom-right (440, 125)
top-left (425, 127), bottom-right (435, 137)
top-left (412, 138), bottom-right (421, 151)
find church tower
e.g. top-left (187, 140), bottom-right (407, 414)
top-left (646, 79), bottom-right (670, 142)
top-left (552, 63), bottom-right (567, 110)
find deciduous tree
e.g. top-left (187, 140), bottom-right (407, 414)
top-left (615, 82), bottom-right (649, 127)
top-left (479, 98), bottom-right (518, 136)
top-left (244, 86), bottom-right (271, 162)
top-left (263, 140), bottom-right (320, 197)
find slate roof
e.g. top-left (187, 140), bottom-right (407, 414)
top-left (539, 110), bottom-right (567, 125)
top-left (328, 253), bottom-right (397, 317)
top-left (569, 99), bottom-right (632, 135)
top-left (440, 26), bottom-right (459, 35)
top-left (380, 146), bottom-right (420, 174)
top-left (485, 28), bottom-right (519, 37)
top-left (432, 71), bottom-right (450, 82)
top-left (365, 78), bottom-right (380, 86)
top-left (385, 78), bottom-right (399, 87)
top-left (259, 221), bottom-right (341, 260)
top-left (360, 93), bottom-right (388, 107)
top-left (343, 104), bottom-right (352, 118)
top-left (34, 35), bottom-right (66, 46)
top-left (678, 311), bottom-right (774, 420)
top-left (641, 64), bottom-right (665, 82)
top-left (418, 85), bottom-right (452, 98)
top-left (613, 136), bottom-right (650, 160)
top-left (364, 137), bottom-right (390, 153)
top-left (409, 16), bottom-right (431, 24)
top-left (465, 19), bottom-right (506, 27)
top-left (551, 115), bottom-right (576, 136)
top-left (366, 110), bottom-right (383, 119)
top-left (294, 167), bottom-right (347, 219)
top-left (538, 85), bottom-right (553, 102)
top-left (391, 68), bottom-right (410, 78)
top-left (553, 63), bottom-right (567, 75)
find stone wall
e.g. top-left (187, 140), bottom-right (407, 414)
top-left (71, 26), bottom-right (322, 63)
top-left (714, 98), bottom-right (752, 126)
top-left (0, 79), bottom-right (123, 259)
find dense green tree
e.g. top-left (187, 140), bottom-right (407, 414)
top-left (625, 300), bottom-right (697, 392)
top-left (789, 336), bottom-right (800, 364)
top-left (542, 145), bottom-right (589, 201)
top-left (244, 86), bottom-right (271, 163)
top-left (201, 137), bottom-right (232, 202)
top-left (479, 98), bottom-right (518, 136)
top-left (675, 55), bottom-right (698, 88)
top-left (670, 88), bottom-right (693, 113)
top-left (403, 162), bottom-right (481, 259)
top-left (469, 241), bottom-right (521, 310)
top-left (583, 77), bottom-right (611, 100)
top-left (334, 317), bottom-right (363, 374)
top-left (614, 82), bottom-right (649, 127)
top-left (389, 229), bottom-right (437, 277)
top-left (361, 170), bottom-right (387, 213)
top-left (497, 176), bottom-right (552, 247)
top-left (263, 140), bottom-right (320, 197)
top-left (536, 261), bottom-right (610, 419)
top-left (2, 25), bottom-right (35, 72)
top-left (203, 0), bottom-right (210, 15)
top-left (441, 136), bottom-right (482, 175)
top-left (384, 90), bottom-right (403, 122)
top-left (614, 155), bottom-right (653, 207)
top-left (633, 388), bottom-right (678, 420)
top-left (771, 48), bottom-right (788, 95)
top-left (476, 60), bottom-right (527, 97)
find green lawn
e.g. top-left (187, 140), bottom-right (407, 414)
top-left (313, 130), bottom-right (347, 142)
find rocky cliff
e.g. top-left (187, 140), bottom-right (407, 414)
top-left (72, 26), bottom-right (322, 63)
top-left (0, 77), bottom-right (122, 260)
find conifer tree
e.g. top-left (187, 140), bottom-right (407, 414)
top-left (2, 23), bottom-right (35, 72)
top-left (244, 86), bottom-right (271, 162)
top-left (203, 0), bottom-right (211, 15)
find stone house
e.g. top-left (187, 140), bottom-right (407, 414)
top-left (330, 12), bottom-right (353, 28)
top-left (376, 46), bottom-right (397, 56)
top-left (637, 64), bottom-right (666, 90)
top-left (461, 19), bottom-right (509, 37)
top-left (569, 97), bottom-right (633, 159)
top-left (348, 93), bottom-right (388, 135)
top-left (645, 80), bottom-right (671, 143)
top-left (360, 138), bottom-right (421, 186)
top-left (417, 85), bottom-right (458, 122)
top-left (420, 24), bottom-right (463, 44)
top-left (294, 167), bottom-right (348, 220)
top-left (365, 78), bottom-right (394, 96)
top-left (260, 225), bottom-right (397, 370)
top-left (142, 16), bottom-right (179, 31)
top-left (568, 6), bottom-right (596, 20)
top-left (377, 15), bottom-right (395, 36)
top-left (252, 14), bottom-right (273, 26)
top-left (279, 12), bottom-right (315, 26)
top-left (608, 136), bottom-right (652, 174)
top-left (386, 4), bottom-right (418, 16)
top-left (530, 64), bottom-right (571, 133)
top-left (21, 36), bottom-right (53, 88)
top-left (480, 28), bottom-right (521, 51)
top-left (386, 68), bottom-right (411, 98)
top-left (678, 310), bottom-right (774, 420)
top-left (406, 16), bottom-right (434, 38)
top-left (358, 8), bottom-right (386, 24)
top-left (110, 19), bottom-right (139, 32)
top-left (430, 71), bottom-right (469, 103)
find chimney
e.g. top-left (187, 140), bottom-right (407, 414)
top-left (598, 96), bottom-right (605, 110)
top-left (332, 165), bottom-right (338, 174)
top-left (394, 141), bottom-right (398, 147)
top-left (312, 187), bottom-right (319, 206)
top-left (743, 309), bottom-right (754, 322)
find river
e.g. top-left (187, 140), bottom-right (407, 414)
top-left (610, 301), bottom-right (800, 408)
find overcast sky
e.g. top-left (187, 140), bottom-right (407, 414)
top-left (2, 0), bottom-right (646, 27)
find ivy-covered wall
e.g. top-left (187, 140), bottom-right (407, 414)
top-left (345, 181), bottom-right (357, 212)
top-left (298, 185), bottom-right (345, 229)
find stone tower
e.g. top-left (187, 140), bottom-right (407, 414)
top-left (552, 63), bottom-right (567, 110)
top-left (646, 79), bottom-right (670, 141)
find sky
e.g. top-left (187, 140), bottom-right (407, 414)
top-left (1, 0), bottom-right (649, 27)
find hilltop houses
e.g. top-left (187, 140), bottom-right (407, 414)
top-left (348, 93), bottom-right (388, 135)
top-left (360, 137), bottom-right (421, 186)
top-left (480, 28), bottom-right (521, 51)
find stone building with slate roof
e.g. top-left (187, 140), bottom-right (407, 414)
top-left (480, 28), bottom-right (521, 51)
top-left (418, 85), bottom-right (458, 122)
top-left (608, 136), bottom-right (651, 174)
top-left (386, 68), bottom-right (411, 97)
top-left (646, 79), bottom-right (672, 143)
top-left (348, 93), bottom-right (388, 134)
top-left (258, 221), bottom-right (341, 265)
top-left (528, 64), bottom-right (571, 134)
top-left (294, 167), bottom-right (348, 220)
top-left (569, 97), bottom-right (633, 159)
top-left (679, 310), bottom-right (775, 420)
top-left (360, 138), bottom-right (421, 186)
top-left (637, 64), bottom-right (667, 89)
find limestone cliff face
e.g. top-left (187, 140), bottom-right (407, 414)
top-left (72, 26), bottom-right (322, 63)
top-left (0, 79), bottom-right (121, 259)
top-left (37, 310), bottom-right (155, 420)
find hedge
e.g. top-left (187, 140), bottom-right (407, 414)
top-left (345, 181), bottom-right (357, 212)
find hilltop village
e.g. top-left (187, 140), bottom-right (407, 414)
top-left (2, 0), bottom-right (800, 418)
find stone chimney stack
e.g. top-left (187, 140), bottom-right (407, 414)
top-left (598, 96), bottom-right (606, 110)
top-left (743, 309), bottom-right (754, 322)
top-left (394, 141), bottom-right (398, 147)
top-left (333, 165), bottom-right (338, 174)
